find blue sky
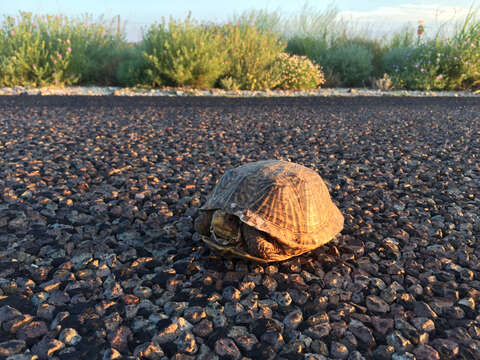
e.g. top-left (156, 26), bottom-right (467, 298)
top-left (2, 1), bottom-right (478, 40)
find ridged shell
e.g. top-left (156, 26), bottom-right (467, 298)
top-left (201, 160), bottom-right (344, 251)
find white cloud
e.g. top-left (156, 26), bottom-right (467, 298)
top-left (339, 3), bottom-right (475, 35)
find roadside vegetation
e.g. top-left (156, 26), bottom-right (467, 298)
top-left (0, 5), bottom-right (479, 91)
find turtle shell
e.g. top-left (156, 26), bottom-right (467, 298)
top-left (201, 160), bottom-right (344, 253)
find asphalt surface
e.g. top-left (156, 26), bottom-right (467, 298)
top-left (0, 95), bottom-right (479, 359)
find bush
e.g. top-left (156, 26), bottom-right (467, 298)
top-left (349, 38), bottom-right (386, 81)
top-left (382, 11), bottom-right (479, 91)
top-left (116, 44), bottom-right (148, 87)
top-left (382, 45), bottom-right (447, 90)
top-left (383, 40), bottom-right (479, 91)
top-left (65, 15), bottom-right (124, 85)
top-left (269, 53), bottom-right (325, 90)
top-left (218, 76), bottom-right (241, 91)
top-left (323, 43), bottom-right (374, 87)
top-left (142, 17), bottom-right (227, 88)
top-left (445, 13), bottom-right (480, 90)
top-left (219, 23), bottom-right (285, 90)
top-left (286, 34), bottom-right (328, 61)
top-left (0, 12), bottom-right (126, 87)
top-left (0, 13), bottom-right (77, 87)
top-left (374, 73), bottom-right (394, 90)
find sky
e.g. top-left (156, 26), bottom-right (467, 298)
top-left (1, 0), bottom-right (478, 41)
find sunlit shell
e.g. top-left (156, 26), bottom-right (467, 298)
top-left (201, 160), bottom-right (344, 257)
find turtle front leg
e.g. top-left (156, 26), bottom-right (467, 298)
top-left (194, 210), bottom-right (214, 236)
top-left (241, 223), bottom-right (281, 260)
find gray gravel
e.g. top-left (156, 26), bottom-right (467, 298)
top-left (0, 95), bottom-right (479, 359)
top-left (0, 86), bottom-right (479, 98)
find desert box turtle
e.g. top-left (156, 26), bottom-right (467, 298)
top-left (195, 160), bottom-right (344, 262)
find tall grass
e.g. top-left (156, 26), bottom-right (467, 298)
top-left (449, 9), bottom-right (480, 89)
top-left (231, 8), bottom-right (283, 34)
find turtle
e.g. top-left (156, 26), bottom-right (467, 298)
top-left (194, 160), bottom-right (344, 262)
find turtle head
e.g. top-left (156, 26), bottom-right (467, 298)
top-left (211, 210), bottom-right (241, 245)
top-left (201, 210), bottom-right (294, 263)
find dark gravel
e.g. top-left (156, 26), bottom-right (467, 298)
top-left (0, 95), bottom-right (479, 360)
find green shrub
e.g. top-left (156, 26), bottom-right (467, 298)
top-left (142, 16), bottom-right (227, 88)
top-left (116, 44), bottom-right (148, 87)
top-left (447, 12), bottom-right (480, 90)
top-left (218, 76), bottom-right (241, 91)
top-left (348, 38), bottom-right (386, 80)
top-left (383, 39), bottom-right (479, 91)
top-left (0, 13), bottom-right (77, 87)
top-left (374, 73), bottom-right (395, 90)
top-left (269, 53), bottom-right (325, 90)
top-left (286, 35), bottom-right (328, 64)
top-left (219, 23), bottom-right (285, 90)
top-left (382, 11), bottom-right (479, 91)
top-left (65, 15), bottom-right (124, 85)
top-left (323, 43), bottom-right (374, 87)
top-left (383, 46), bottom-right (429, 90)
top-left (382, 44), bottom-right (452, 90)
top-left (0, 12), bottom-right (125, 87)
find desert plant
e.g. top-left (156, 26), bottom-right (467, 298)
top-left (323, 43), bottom-right (374, 87)
top-left (142, 16), bottom-right (227, 88)
top-left (447, 10), bottom-right (480, 89)
top-left (382, 8), bottom-right (479, 91)
top-left (349, 37), bottom-right (387, 80)
top-left (218, 76), bottom-right (241, 91)
top-left (1, 5), bottom-right (478, 91)
top-left (382, 42), bottom-right (462, 90)
top-left (286, 35), bottom-right (328, 64)
top-left (374, 73), bottom-right (394, 90)
top-left (382, 46), bottom-right (431, 90)
top-left (268, 53), bottom-right (325, 90)
top-left (0, 12), bottom-right (126, 87)
top-left (219, 23), bottom-right (285, 90)
top-left (116, 44), bottom-right (148, 86)
top-left (285, 3), bottom-right (341, 70)
top-left (288, 2), bottom-right (341, 42)
top-left (0, 13), bottom-right (77, 87)
top-left (65, 14), bottom-right (125, 85)
top-left (385, 24), bottom-right (417, 51)
top-left (231, 9), bottom-right (283, 34)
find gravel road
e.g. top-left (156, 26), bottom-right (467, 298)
top-left (0, 96), bottom-right (479, 360)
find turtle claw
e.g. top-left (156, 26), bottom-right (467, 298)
top-left (242, 223), bottom-right (281, 260)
